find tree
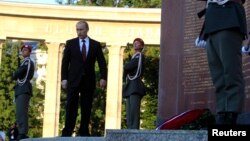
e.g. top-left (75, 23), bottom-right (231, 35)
top-left (28, 82), bottom-right (45, 137)
top-left (141, 47), bottom-right (159, 129)
top-left (120, 0), bottom-right (161, 8)
top-left (0, 40), bottom-right (45, 137)
top-left (0, 40), bottom-right (19, 132)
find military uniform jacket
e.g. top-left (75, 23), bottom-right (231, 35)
top-left (123, 53), bottom-right (146, 98)
top-left (12, 57), bottom-right (35, 96)
top-left (204, 1), bottom-right (247, 38)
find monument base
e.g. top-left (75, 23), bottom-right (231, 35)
top-left (22, 130), bottom-right (208, 141)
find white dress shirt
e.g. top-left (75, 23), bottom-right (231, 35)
top-left (79, 37), bottom-right (90, 56)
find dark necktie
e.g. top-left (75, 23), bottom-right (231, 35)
top-left (82, 40), bottom-right (86, 61)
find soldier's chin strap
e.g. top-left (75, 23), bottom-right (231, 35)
top-left (17, 57), bottom-right (31, 86)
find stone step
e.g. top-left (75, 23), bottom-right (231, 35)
top-left (22, 137), bottom-right (105, 141)
top-left (22, 130), bottom-right (208, 141)
top-left (106, 129), bottom-right (207, 141)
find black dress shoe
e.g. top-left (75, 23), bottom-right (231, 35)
top-left (215, 112), bottom-right (238, 125)
top-left (79, 133), bottom-right (90, 137)
top-left (61, 129), bottom-right (72, 137)
top-left (60, 135), bottom-right (72, 137)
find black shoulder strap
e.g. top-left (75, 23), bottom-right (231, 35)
top-left (197, 2), bottom-right (207, 40)
top-left (197, 8), bottom-right (206, 19)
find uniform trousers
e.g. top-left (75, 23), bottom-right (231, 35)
top-left (15, 94), bottom-right (30, 135)
top-left (125, 94), bottom-right (142, 129)
top-left (206, 29), bottom-right (245, 113)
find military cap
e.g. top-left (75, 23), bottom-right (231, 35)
top-left (21, 44), bottom-right (32, 52)
top-left (133, 38), bottom-right (144, 46)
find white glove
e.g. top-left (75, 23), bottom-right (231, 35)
top-left (61, 80), bottom-right (67, 89)
top-left (195, 37), bottom-right (207, 48)
top-left (242, 46), bottom-right (250, 54)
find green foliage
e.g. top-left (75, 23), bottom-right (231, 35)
top-left (28, 82), bottom-right (45, 137)
top-left (0, 40), bottom-right (21, 132)
top-left (140, 95), bottom-right (158, 129)
top-left (0, 40), bottom-right (45, 138)
top-left (120, 0), bottom-right (161, 8)
top-left (90, 88), bottom-right (106, 136)
top-left (140, 46), bottom-right (160, 129)
top-left (56, 0), bottom-right (161, 8)
top-left (121, 99), bottom-right (127, 128)
top-left (59, 89), bottom-right (67, 134)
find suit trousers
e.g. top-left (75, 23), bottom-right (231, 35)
top-left (15, 94), bottom-right (30, 135)
top-left (62, 76), bottom-right (94, 136)
top-left (125, 94), bottom-right (142, 129)
top-left (206, 29), bottom-right (245, 113)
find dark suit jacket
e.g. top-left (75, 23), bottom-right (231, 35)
top-left (123, 53), bottom-right (145, 98)
top-left (204, 1), bottom-right (247, 38)
top-left (61, 37), bottom-right (107, 89)
top-left (12, 57), bottom-right (35, 96)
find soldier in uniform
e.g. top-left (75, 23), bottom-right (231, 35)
top-left (12, 44), bottom-right (34, 140)
top-left (123, 38), bottom-right (146, 129)
top-left (201, 0), bottom-right (247, 124)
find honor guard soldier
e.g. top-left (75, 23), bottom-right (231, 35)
top-left (198, 0), bottom-right (247, 125)
top-left (12, 44), bottom-right (34, 140)
top-left (123, 38), bottom-right (146, 129)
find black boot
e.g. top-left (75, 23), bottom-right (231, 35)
top-left (215, 112), bottom-right (238, 125)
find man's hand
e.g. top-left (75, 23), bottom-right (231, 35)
top-left (61, 80), bottom-right (68, 89)
top-left (100, 79), bottom-right (107, 90)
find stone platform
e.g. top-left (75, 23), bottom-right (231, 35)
top-left (21, 113), bottom-right (250, 141)
top-left (22, 129), bottom-right (208, 141)
top-left (22, 137), bottom-right (105, 141)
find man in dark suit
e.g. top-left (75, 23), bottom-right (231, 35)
top-left (61, 20), bottom-right (107, 136)
top-left (203, 0), bottom-right (247, 124)
top-left (12, 44), bottom-right (34, 140)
